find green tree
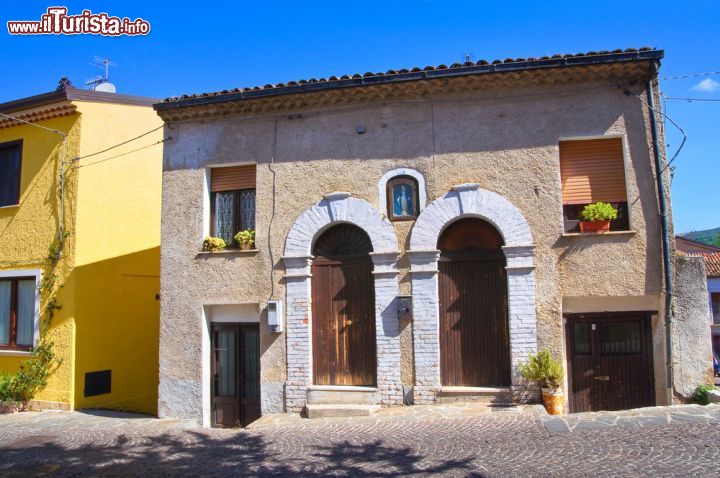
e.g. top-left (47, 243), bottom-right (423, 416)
top-left (714, 234), bottom-right (720, 247)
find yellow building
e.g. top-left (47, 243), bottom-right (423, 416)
top-left (0, 79), bottom-right (162, 414)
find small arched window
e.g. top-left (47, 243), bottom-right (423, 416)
top-left (386, 175), bottom-right (419, 221)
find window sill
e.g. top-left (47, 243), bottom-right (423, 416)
top-left (562, 230), bottom-right (637, 238)
top-left (0, 203), bottom-right (20, 210)
top-left (196, 249), bottom-right (260, 257)
top-left (0, 349), bottom-right (34, 357)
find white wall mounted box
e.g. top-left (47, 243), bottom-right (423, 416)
top-left (267, 300), bottom-right (283, 333)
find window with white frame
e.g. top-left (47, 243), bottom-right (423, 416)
top-left (0, 274), bottom-right (38, 350)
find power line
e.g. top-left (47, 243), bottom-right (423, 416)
top-left (661, 71), bottom-right (720, 81)
top-left (664, 97), bottom-right (720, 102)
top-left (74, 138), bottom-right (166, 169)
top-left (72, 124), bottom-right (164, 162)
top-left (627, 89), bottom-right (687, 172)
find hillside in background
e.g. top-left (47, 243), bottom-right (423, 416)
top-left (681, 227), bottom-right (720, 245)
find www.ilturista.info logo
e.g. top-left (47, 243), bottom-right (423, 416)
top-left (7, 7), bottom-right (150, 36)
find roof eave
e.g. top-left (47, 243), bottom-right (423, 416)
top-left (0, 87), bottom-right (159, 115)
top-left (155, 49), bottom-right (664, 112)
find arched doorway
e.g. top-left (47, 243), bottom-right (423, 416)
top-left (312, 224), bottom-right (376, 386)
top-left (438, 217), bottom-right (510, 387)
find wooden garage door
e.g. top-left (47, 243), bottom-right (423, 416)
top-left (566, 313), bottom-right (655, 413)
top-left (312, 224), bottom-right (376, 386)
top-left (438, 218), bottom-right (510, 387)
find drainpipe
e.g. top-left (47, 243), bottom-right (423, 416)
top-left (646, 65), bottom-right (674, 404)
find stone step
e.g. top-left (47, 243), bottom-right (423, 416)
top-left (304, 404), bottom-right (380, 419)
top-left (436, 386), bottom-right (514, 405)
top-left (306, 386), bottom-right (379, 405)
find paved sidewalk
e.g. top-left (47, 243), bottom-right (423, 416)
top-left (1, 405), bottom-right (719, 477)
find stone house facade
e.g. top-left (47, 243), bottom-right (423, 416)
top-left (155, 48), bottom-right (682, 427)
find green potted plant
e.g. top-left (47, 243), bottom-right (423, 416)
top-left (234, 229), bottom-right (255, 251)
top-left (578, 201), bottom-right (618, 233)
top-left (202, 236), bottom-right (226, 252)
top-left (518, 349), bottom-right (565, 415)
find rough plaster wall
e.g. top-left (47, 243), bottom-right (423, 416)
top-left (159, 81), bottom-right (666, 419)
top-left (672, 256), bottom-right (714, 398)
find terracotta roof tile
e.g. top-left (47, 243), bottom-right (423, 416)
top-left (688, 252), bottom-right (720, 278)
top-left (157, 47), bottom-right (661, 108)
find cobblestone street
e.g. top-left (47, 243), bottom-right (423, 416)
top-left (0, 405), bottom-right (719, 477)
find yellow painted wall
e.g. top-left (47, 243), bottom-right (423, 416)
top-left (71, 101), bottom-right (163, 414)
top-left (0, 114), bottom-right (81, 408)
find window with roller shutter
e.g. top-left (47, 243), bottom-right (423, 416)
top-left (559, 138), bottom-right (630, 233)
top-left (209, 165), bottom-right (256, 247)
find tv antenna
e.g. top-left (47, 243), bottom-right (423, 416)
top-left (85, 57), bottom-right (118, 92)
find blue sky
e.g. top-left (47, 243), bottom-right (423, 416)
top-left (1, 1), bottom-right (717, 233)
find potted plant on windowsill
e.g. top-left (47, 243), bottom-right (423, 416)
top-left (202, 236), bottom-right (227, 252)
top-left (518, 349), bottom-right (565, 415)
top-left (578, 201), bottom-right (618, 234)
top-left (234, 229), bottom-right (255, 251)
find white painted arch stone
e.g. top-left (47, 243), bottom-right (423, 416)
top-left (285, 192), bottom-right (399, 256)
top-left (283, 193), bottom-right (403, 411)
top-left (408, 184), bottom-right (538, 404)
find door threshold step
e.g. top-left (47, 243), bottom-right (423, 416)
top-left (307, 385), bottom-right (378, 392)
top-left (304, 404), bottom-right (380, 419)
top-left (440, 386), bottom-right (511, 395)
top-left (437, 386), bottom-right (513, 404)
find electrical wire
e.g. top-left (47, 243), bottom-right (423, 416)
top-left (72, 124), bottom-right (164, 162)
top-left (266, 117), bottom-right (278, 302)
top-left (626, 89), bottom-right (687, 172)
top-left (664, 97), bottom-right (720, 102)
top-left (661, 71), bottom-right (720, 80)
top-left (73, 138), bottom-right (167, 169)
top-left (0, 111), bottom-right (68, 257)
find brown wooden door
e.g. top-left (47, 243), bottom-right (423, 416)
top-left (312, 224), bottom-right (376, 387)
top-left (438, 218), bottom-right (510, 388)
top-left (211, 324), bottom-right (261, 428)
top-left (566, 313), bottom-right (655, 413)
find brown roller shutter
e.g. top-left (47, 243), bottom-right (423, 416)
top-left (211, 165), bottom-right (256, 192)
top-left (560, 138), bottom-right (627, 205)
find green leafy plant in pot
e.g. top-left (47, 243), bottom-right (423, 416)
top-left (518, 349), bottom-right (565, 415)
top-left (578, 201), bottom-right (618, 233)
top-left (234, 229), bottom-right (255, 251)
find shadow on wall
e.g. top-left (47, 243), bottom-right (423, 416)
top-left (163, 87), bottom-right (632, 170)
top-left (0, 427), bottom-right (475, 476)
top-left (72, 247), bottom-right (160, 415)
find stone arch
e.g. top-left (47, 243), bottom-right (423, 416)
top-left (285, 192), bottom-right (398, 257)
top-left (408, 183), bottom-right (537, 404)
top-left (282, 192), bottom-right (402, 412)
top-left (410, 183), bottom-right (533, 250)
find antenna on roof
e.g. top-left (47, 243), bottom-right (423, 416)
top-left (85, 57), bottom-right (118, 93)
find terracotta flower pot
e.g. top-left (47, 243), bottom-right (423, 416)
top-left (240, 242), bottom-right (253, 251)
top-left (579, 220), bottom-right (610, 234)
top-left (541, 387), bottom-right (565, 415)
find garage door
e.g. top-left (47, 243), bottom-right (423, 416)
top-left (566, 312), bottom-right (655, 413)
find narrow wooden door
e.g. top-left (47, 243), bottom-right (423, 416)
top-left (311, 223), bottom-right (376, 387)
top-left (312, 258), bottom-right (376, 386)
top-left (439, 256), bottom-right (510, 387)
top-left (438, 218), bottom-right (510, 387)
top-left (211, 324), bottom-right (261, 427)
top-left (566, 313), bottom-right (655, 413)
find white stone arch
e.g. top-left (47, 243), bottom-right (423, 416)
top-left (282, 192), bottom-right (403, 412)
top-left (378, 168), bottom-right (428, 218)
top-left (408, 183), bottom-right (537, 404)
